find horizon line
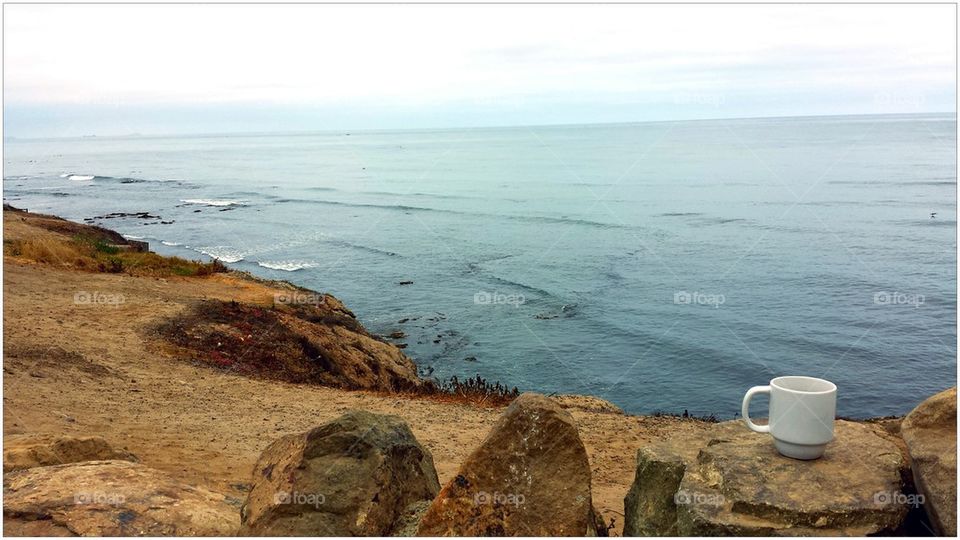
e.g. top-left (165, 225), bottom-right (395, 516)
top-left (4, 110), bottom-right (956, 142)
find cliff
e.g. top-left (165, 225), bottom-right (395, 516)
top-left (6, 206), bottom-right (947, 536)
top-left (2, 206), bottom-right (715, 534)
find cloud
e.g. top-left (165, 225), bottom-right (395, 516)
top-left (3, 4), bottom-right (955, 136)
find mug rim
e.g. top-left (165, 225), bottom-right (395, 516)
top-left (771, 375), bottom-right (836, 395)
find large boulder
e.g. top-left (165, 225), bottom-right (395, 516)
top-left (625, 420), bottom-right (911, 536)
top-left (238, 410), bottom-right (440, 536)
top-left (4, 434), bottom-right (138, 473)
top-left (901, 386), bottom-right (957, 536)
top-left (416, 393), bottom-right (603, 536)
top-left (3, 460), bottom-right (238, 536)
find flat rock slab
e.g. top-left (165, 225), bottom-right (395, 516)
top-left (901, 387), bottom-right (957, 536)
top-left (625, 420), bottom-right (910, 536)
top-left (3, 460), bottom-right (239, 536)
top-left (3, 434), bottom-right (138, 473)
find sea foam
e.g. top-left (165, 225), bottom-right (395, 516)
top-left (257, 260), bottom-right (319, 271)
top-left (196, 246), bottom-right (244, 263)
top-left (180, 198), bottom-right (247, 207)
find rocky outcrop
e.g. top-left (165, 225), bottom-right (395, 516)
top-left (417, 393), bottom-right (603, 536)
top-left (625, 420), bottom-right (910, 536)
top-left (238, 410), bottom-right (439, 536)
top-left (3, 460), bottom-right (238, 536)
top-left (4, 434), bottom-right (137, 473)
top-left (901, 387), bottom-right (957, 536)
top-left (155, 297), bottom-right (423, 392)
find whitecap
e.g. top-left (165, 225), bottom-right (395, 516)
top-left (122, 234), bottom-right (145, 240)
top-left (68, 174), bottom-right (95, 181)
top-left (196, 246), bottom-right (244, 263)
top-left (257, 260), bottom-right (319, 272)
top-left (180, 198), bottom-right (247, 207)
top-left (160, 240), bottom-right (181, 247)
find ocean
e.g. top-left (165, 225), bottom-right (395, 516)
top-left (4, 113), bottom-right (956, 418)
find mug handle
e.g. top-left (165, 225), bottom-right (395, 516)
top-left (742, 385), bottom-right (771, 433)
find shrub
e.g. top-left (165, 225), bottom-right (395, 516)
top-left (407, 374), bottom-right (520, 407)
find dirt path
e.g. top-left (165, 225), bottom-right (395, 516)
top-left (3, 219), bottom-right (710, 535)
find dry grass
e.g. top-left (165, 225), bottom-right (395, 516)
top-left (4, 234), bottom-right (228, 278)
top-left (4, 237), bottom-right (94, 268)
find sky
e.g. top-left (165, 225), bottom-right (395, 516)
top-left (3, 3), bottom-right (957, 138)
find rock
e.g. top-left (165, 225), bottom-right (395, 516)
top-left (624, 422), bottom-right (742, 536)
top-left (624, 446), bottom-right (686, 535)
top-left (552, 394), bottom-right (624, 415)
top-left (238, 410), bottom-right (439, 536)
top-left (3, 460), bottom-right (238, 535)
top-left (625, 420), bottom-right (910, 536)
top-left (392, 500), bottom-right (432, 537)
top-left (416, 393), bottom-right (602, 536)
top-left (901, 387), bottom-right (957, 536)
top-left (3, 434), bottom-right (138, 473)
top-left (156, 297), bottom-right (423, 392)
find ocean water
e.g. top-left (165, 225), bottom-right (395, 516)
top-left (4, 113), bottom-right (956, 418)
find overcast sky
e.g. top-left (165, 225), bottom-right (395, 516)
top-left (3, 3), bottom-right (956, 137)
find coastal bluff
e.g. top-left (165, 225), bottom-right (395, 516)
top-left (3, 206), bottom-right (701, 534)
top-left (3, 204), bottom-right (422, 392)
top-left (2, 206), bottom-right (955, 536)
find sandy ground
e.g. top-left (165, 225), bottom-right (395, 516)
top-left (2, 215), bottom-right (711, 535)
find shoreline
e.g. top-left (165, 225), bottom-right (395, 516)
top-left (2, 203), bottom-right (909, 421)
top-left (3, 205), bottom-right (727, 534)
top-left (3, 205), bottom-right (948, 536)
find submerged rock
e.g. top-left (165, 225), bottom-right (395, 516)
top-left (3, 434), bottom-right (138, 473)
top-left (417, 393), bottom-right (603, 536)
top-left (3, 460), bottom-right (238, 536)
top-left (901, 387), bottom-right (957, 536)
top-left (238, 410), bottom-right (439, 536)
top-left (625, 420), bottom-right (910, 536)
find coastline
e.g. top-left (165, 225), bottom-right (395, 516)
top-left (3, 205), bottom-right (726, 534)
top-left (2, 206), bottom-right (949, 536)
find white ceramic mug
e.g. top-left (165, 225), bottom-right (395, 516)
top-left (741, 376), bottom-right (837, 460)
